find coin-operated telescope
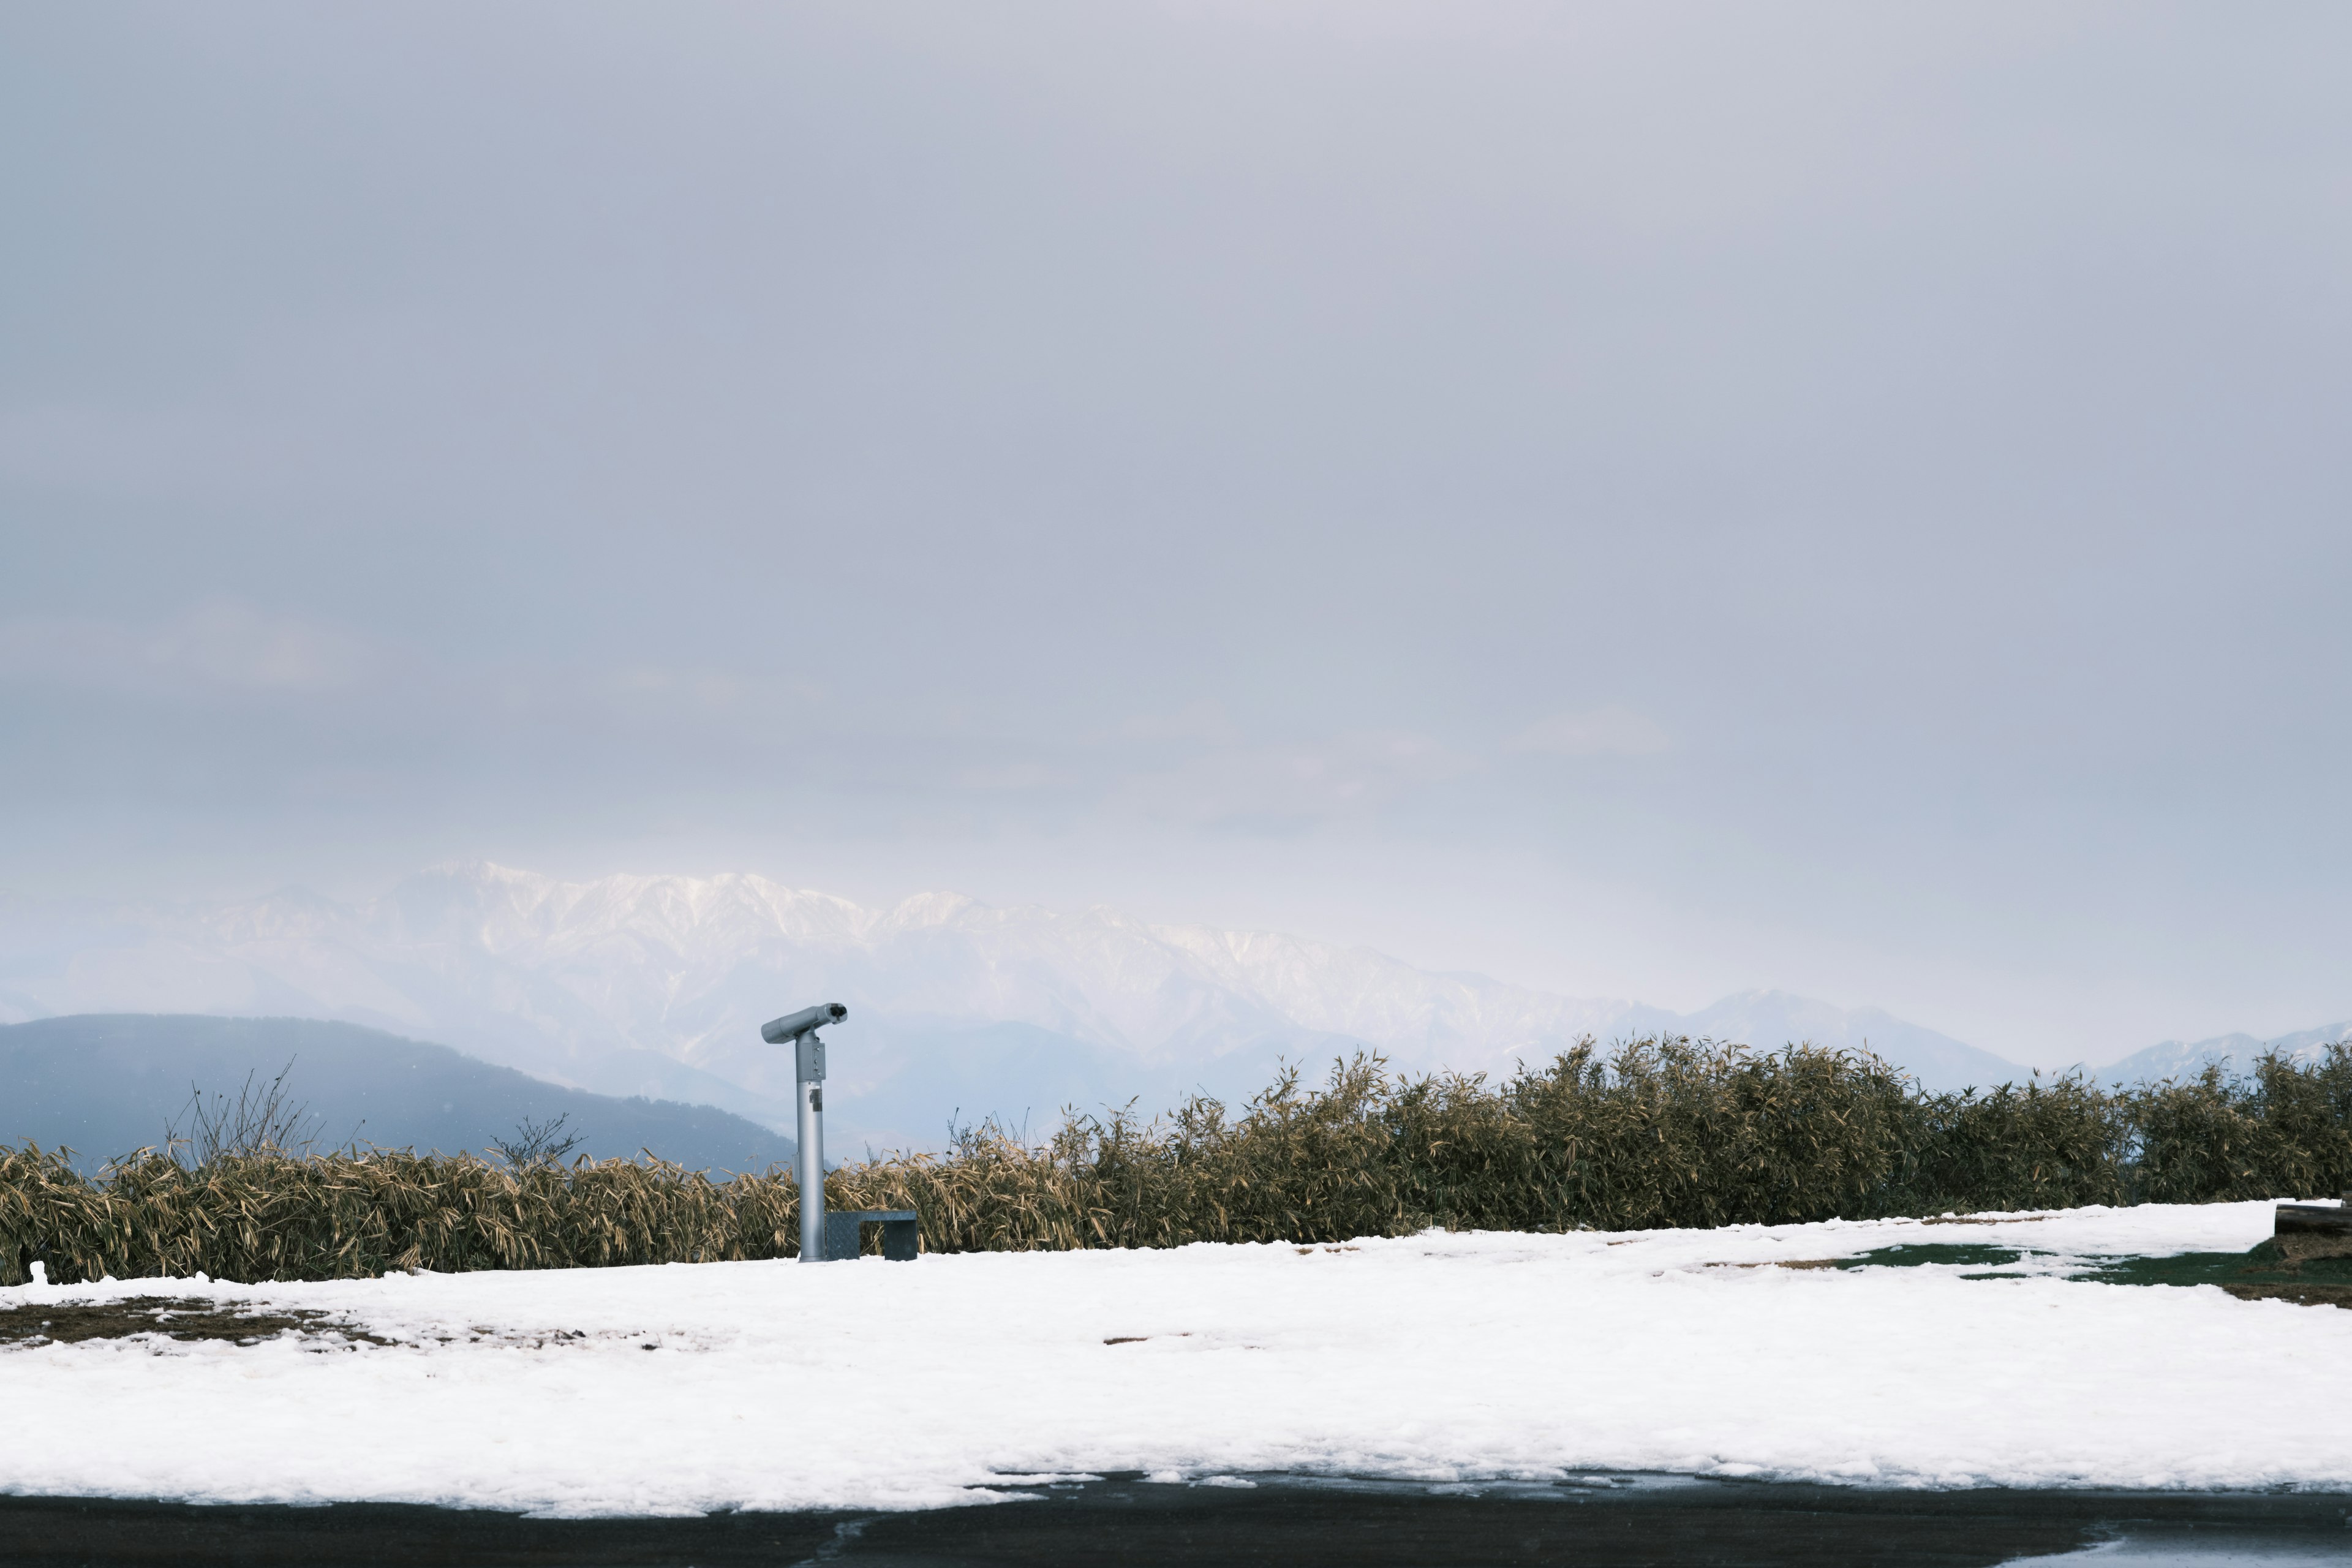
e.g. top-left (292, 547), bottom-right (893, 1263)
top-left (760, 1004), bottom-right (917, 1263)
top-left (761, 1003), bottom-right (917, 1263)
top-left (763, 1004), bottom-right (847, 1262)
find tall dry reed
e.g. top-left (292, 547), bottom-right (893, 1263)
top-left (6, 1037), bottom-right (2346, 1284)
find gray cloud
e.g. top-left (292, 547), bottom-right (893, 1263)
top-left (1507, 708), bottom-right (1672, 759)
top-left (0, 602), bottom-right (366, 696)
top-left (1109, 730), bottom-right (1474, 832)
top-left (2, 2), bottom-right (2348, 1065)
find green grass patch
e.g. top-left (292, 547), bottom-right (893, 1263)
top-left (2075, 1253), bottom-right (2277, 1289)
top-left (1828, 1238), bottom-right (2352, 1306)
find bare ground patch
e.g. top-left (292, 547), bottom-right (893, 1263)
top-left (0, 1295), bottom-right (396, 1348)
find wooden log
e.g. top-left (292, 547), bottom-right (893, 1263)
top-left (2275, 1203), bottom-right (2352, 1240)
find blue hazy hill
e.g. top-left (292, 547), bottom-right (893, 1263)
top-left (1, 1014), bottom-right (796, 1173)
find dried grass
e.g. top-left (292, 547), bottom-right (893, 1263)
top-left (6, 1037), bottom-right (2346, 1284)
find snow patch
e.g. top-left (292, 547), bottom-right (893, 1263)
top-left (3, 1201), bottom-right (2345, 1515)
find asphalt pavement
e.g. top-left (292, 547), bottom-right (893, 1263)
top-left (6, 1473), bottom-right (2348, 1567)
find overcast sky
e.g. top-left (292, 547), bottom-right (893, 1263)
top-left (4, 2), bottom-right (2348, 1066)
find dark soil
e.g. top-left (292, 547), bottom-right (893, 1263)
top-left (1828, 1243), bottom-right (2029, 1273)
top-left (2221, 1281), bottom-right (2352, 1306)
top-left (0, 1295), bottom-right (395, 1346)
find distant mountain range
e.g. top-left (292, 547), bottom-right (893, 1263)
top-left (3, 863), bottom-right (2329, 1152)
top-left (1667, 992), bottom-right (2027, 1099)
top-left (2096, 1020), bottom-right (2352, 1086)
top-left (1, 1014), bottom-right (796, 1173)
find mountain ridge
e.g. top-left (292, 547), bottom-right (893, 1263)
top-left (1, 1014), bottom-right (796, 1174)
top-left (0, 862), bottom-right (2045, 1147)
top-left (2097, 1021), bottom-right (2352, 1086)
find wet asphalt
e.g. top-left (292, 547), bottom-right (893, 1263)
top-left (6, 1473), bottom-right (2349, 1567)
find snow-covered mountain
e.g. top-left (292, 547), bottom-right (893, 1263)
top-left (2097, 1021), bottom-right (2352, 1086)
top-left (0, 863), bottom-right (2034, 1148)
top-left (1675, 992), bottom-right (2029, 1096)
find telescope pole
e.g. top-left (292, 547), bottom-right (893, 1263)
top-left (796, 1036), bottom-right (826, 1262)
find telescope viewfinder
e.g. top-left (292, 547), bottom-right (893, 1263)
top-left (761, 1002), bottom-right (847, 1044)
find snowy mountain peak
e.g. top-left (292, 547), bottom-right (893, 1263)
top-left (2098, 1021), bottom-right (2352, 1085)
top-left (0, 863), bottom-right (2062, 1145)
top-left (382, 864), bottom-right (876, 951)
top-left (884, 891), bottom-right (983, 930)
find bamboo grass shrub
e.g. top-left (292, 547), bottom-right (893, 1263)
top-left (1494, 1039), bottom-right (1921, 1231)
top-left (2131, 1046), bottom-right (2352, 1204)
top-left (0, 1145), bottom-right (785, 1285)
top-left (6, 1038), bottom-right (2348, 1285)
top-left (1894, 1077), bottom-right (2135, 1216)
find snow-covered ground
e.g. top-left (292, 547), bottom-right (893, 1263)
top-left (4, 1200), bottom-right (2346, 1516)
